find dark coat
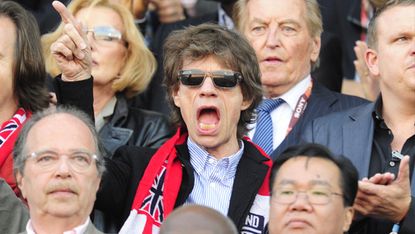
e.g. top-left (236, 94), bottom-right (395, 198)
top-left (95, 139), bottom-right (271, 233)
top-left (303, 103), bottom-right (415, 234)
top-left (270, 81), bottom-right (369, 159)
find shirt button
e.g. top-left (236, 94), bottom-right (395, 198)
top-left (208, 158), bottom-right (215, 164)
top-left (210, 182), bottom-right (216, 188)
top-left (389, 161), bottom-right (395, 167)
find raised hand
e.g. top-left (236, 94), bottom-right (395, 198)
top-left (50, 1), bottom-right (91, 81)
top-left (353, 156), bottom-right (412, 222)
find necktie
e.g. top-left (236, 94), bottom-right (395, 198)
top-left (252, 98), bottom-right (284, 155)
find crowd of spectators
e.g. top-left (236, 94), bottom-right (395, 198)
top-left (0, 0), bottom-right (413, 234)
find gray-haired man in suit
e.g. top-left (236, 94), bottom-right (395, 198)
top-left (234, 0), bottom-right (368, 159)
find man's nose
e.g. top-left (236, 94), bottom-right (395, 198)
top-left (54, 156), bottom-right (72, 177)
top-left (289, 192), bottom-right (313, 211)
top-left (265, 27), bottom-right (281, 48)
top-left (199, 76), bottom-right (218, 96)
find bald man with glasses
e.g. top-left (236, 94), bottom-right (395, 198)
top-left (11, 106), bottom-right (105, 234)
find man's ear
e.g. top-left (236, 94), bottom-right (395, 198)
top-left (241, 98), bottom-right (253, 111)
top-left (310, 36), bottom-right (321, 63)
top-left (172, 88), bottom-right (181, 108)
top-left (15, 171), bottom-right (26, 199)
top-left (343, 206), bottom-right (354, 232)
top-left (365, 48), bottom-right (380, 77)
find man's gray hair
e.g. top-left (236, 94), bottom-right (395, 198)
top-left (13, 106), bottom-right (106, 176)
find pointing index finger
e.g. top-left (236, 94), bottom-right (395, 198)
top-left (52, 1), bottom-right (77, 25)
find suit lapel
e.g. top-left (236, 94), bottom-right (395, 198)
top-left (272, 82), bottom-right (338, 159)
top-left (342, 104), bottom-right (375, 179)
top-left (227, 141), bottom-right (269, 229)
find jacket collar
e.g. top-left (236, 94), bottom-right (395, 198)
top-left (174, 139), bottom-right (271, 229)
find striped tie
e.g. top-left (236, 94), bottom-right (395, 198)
top-left (252, 98), bottom-right (284, 155)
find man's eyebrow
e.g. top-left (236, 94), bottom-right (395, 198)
top-left (277, 179), bottom-right (295, 185)
top-left (309, 180), bottom-right (331, 187)
top-left (279, 19), bottom-right (301, 26)
top-left (250, 17), bottom-right (267, 25)
top-left (277, 179), bottom-right (332, 187)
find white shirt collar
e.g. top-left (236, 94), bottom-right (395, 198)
top-left (278, 75), bottom-right (312, 110)
top-left (26, 218), bottom-right (90, 234)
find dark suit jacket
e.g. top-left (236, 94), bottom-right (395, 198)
top-left (0, 179), bottom-right (28, 234)
top-left (269, 81), bottom-right (369, 159)
top-left (303, 102), bottom-right (415, 234)
top-left (95, 139), bottom-right (271, 233)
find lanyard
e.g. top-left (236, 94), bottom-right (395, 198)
top-left (286, 81), bottom-right (313, 135)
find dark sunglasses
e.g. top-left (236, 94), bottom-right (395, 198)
top-left (177, 69), bottom-right (243, 88)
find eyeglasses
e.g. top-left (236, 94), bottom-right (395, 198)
top-left (83, 26), bottom-right (124, 46)
top-left (27, 150), bottom-right (98, 173)
top-left (177, 69), bottom-right (243, 89)
top-left (272, 187), bottom-right (343, 205)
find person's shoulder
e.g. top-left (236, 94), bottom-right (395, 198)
top-left (315, 81), bottom-right (369, 102)
top-left (312, 102), bottom-right (373, 125)
top-left (335, 91), bottom-right (369, 104)
top-left (115, 145), bottom-right (157, 155)
top-left (113, 145), bottom-right (157, 163)
top-left (126, 107), bottom-right (174, 135)
top-left (128, 107), bottom-right (169, 122)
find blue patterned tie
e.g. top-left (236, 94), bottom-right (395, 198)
top-left (252, 98), bottom-right (284, 155)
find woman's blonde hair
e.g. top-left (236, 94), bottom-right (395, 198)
top-left (41, 0), bottom-right (156, 98)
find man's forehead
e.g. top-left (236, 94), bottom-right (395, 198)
top-left (26, 113), bottom-right (94, 149)
top-left (377, 5), bottom-right (415, 31)
top-left (30, 113), bottom-right (87, 132)
top-left (276, 156), bottom-right (341, 185)
top-left (246, 0), bottom-right (306, 17)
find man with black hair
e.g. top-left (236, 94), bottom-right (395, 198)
top-left (266, 143), bottom-right (357, 234)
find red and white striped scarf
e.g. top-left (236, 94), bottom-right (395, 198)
top-left (120, 128), bottom-right (272, 234)
top-left (0, 108), bottom-right (30, 168)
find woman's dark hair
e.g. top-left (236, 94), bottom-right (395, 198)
top-left (0, 1), bottom-right (49, 112)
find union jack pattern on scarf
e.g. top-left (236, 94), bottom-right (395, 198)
top-left (0, 109), bottom-right (26, 147)
top-left (140, 162), bottom-right (166, 224)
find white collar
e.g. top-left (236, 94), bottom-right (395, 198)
top-left (26, 218), bottom-right (90, 234)
top-left (278, 75), bottom-right (312, 110)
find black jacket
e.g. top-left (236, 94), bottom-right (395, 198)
top-left (95, 139), bottom-right (271, 233)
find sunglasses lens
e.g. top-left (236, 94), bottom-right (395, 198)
top-left (178, 70), bottom-right (241, 88)
top-left (213, 77), bottom-right (237, 87)
top-left (182, 76), bottom-right (204, 86)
